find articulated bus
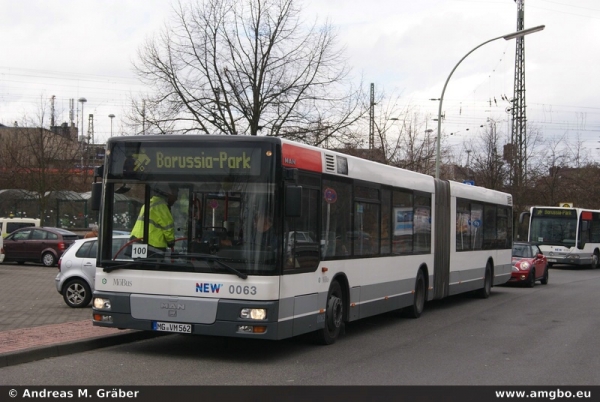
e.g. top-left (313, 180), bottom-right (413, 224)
top-left (520, 206), bottom-right (600, 268)
top-left (91, 135), bottom-right (513, 344)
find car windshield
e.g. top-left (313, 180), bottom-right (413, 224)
top-left (512, 244), bottom-right (532, 258)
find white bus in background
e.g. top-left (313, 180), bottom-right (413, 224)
top-left (0, 217), bottom-right (41, 238)
top-left (90, 135), bottom-right (513, 344)
top-left (520, 206), bottom-right (600, 268)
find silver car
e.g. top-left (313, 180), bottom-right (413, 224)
top-left (55, 235), bottom-right (129, 308)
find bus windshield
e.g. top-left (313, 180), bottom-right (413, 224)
top-left (530, 209), bottom-right (577, 247)
top-left (99, 138), bottom-right (279, 276)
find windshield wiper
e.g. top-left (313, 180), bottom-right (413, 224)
top-left (102, 254), bottom-right (247, 279)
top-left (103, 262), bottom-right (139, 272)
top-left (212, 258), bottom-right (247, 279)
top-left (176, 253), bottom-right (248, 279)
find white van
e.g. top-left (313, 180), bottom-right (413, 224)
top-left (0, 217), bottom-right (41, 238)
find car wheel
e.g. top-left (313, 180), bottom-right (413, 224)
top-left (540, 266), bottom-right (549, 285)
top-left (527, 270), bottom-right (536, 288)
top-left (63, 279), bottom-right (92, 308)
top-left (42, 252), bottom-right (57, 267)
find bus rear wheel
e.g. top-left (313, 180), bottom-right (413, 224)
top-left (403, 270), bottom-right (426, 318)
top-left (591, 251), bottom-right (599, 269)
top-left (476, 263), bottom-right (492, 299)
top-left (316, 281), bottom-right (344, 345)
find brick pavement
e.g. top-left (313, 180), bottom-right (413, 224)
top-left (0, 263), bottom-right (161, 367)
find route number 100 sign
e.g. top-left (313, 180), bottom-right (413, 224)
top-left (132, 244), bottom-right (148, 258)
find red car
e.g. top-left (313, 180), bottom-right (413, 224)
top-left (510, 242), bottom-right (549, 287)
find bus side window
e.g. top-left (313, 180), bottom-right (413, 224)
top-left (322, 178), bottom-right (352, 259)
top-left (284, 187), bottom-right (319, 271)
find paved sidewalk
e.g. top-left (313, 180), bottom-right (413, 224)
top-left (0, 263), bottom-right (161, 368)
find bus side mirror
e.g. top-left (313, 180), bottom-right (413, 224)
top-left (285, 186), bottom-right (302, 217)
top-left (519, 211), bottom-right (530, 224)
top-left (91, 182), bottom-right (102, 212)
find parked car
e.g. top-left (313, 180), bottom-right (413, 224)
top-left (2, 227), bottom-right (79, 267)
top-left (509, 241), bottom-right (549, 287)
top-left (55, 235), bottom-right (130, 308)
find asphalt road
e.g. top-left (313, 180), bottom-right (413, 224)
top-left (1, 265), bottom-right (599, 386)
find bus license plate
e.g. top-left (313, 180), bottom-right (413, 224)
top-left (153, 322), bottom-right (192, 333)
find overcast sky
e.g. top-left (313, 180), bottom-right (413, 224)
top-left (1, 0), bottom-right (598, 161)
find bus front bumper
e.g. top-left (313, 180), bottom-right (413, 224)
top-left (545, 255), bottom-right (592, 266)
top-left (91, 291), bottom-right (289, 340)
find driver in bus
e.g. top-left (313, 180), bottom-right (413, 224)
top-left (130, 183), bottom-right (178, 256)
top-left (221, 209), bottom-right (278, 251)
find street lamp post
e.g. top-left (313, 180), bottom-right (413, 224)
top-left (108, 114), bottom-right (115, 137)
top-left (435, 25), bottom-right (545, 179)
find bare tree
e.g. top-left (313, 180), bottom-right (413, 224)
top-left (467, 119), bottom-right (509, 191)
top-left (530, 133), bottom-right (600, 209)
top-left (131, 0), bottom-right (364, 142)
top-left (0, 99), bottom-right (84, 223)
top-left (528, 134), bottom-right (570, 207)
top-left (387, 112), bottom-right (437, 175)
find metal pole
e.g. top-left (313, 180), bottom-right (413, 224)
top-left (435, 25), bottom-right (544, 179)
top-left (109, 114), bottom-right (115, 137)
top-left (436, 35), bottom-right (505, 179)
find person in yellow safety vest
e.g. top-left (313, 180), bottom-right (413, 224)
top-left (131, 183), bottom-right (178, 252)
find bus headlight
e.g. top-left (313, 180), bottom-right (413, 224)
top-left (240, 308), bottom-right (266, 320)
top-left (93, 297), bottom-right (112, 310)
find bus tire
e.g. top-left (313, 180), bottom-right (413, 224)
top-left (592, 251), bottom-right (599, 269)
top-left (404, 270), bottom-right (426, 319)
top-left (476, 263), bottom-right (492, 299)
top-left (316, 281), bottom-right (344, 345)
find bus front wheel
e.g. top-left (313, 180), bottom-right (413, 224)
top-left (316, 281), bottom-right (344, 345)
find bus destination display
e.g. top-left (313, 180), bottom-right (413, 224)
top-left (116, 145), bottom-right (263, 177)
top-left (533, 208), bottom-right (576, 218)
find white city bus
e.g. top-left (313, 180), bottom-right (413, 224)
top-left (91, 135), bottom-right (513, 344)
top-left (520, 206), bottom-right (600, 268)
